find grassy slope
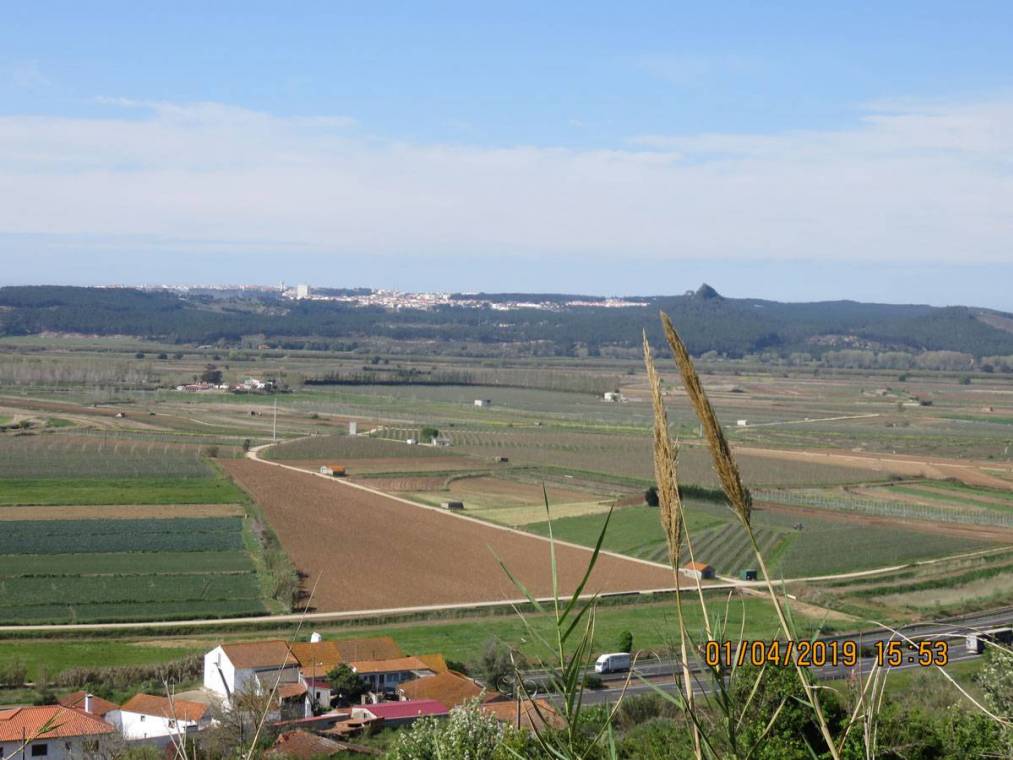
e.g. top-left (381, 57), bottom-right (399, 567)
top-left (0, 641), bottom-right (195, 681)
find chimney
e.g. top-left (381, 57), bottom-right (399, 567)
top-left (84, 693), bottom-right (92, 713)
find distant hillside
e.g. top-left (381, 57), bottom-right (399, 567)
top-left (2, 284), bottom-right (1013, 361)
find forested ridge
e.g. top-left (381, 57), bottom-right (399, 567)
top-left (2, 284), bottom-right (1012, 359)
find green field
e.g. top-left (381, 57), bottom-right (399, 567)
top-left (0, 519), bottom-right (267, 624)
top-left (0, 517), bottom-right (246, 554)
top-left (0, 436), bottom-right (216, 479)
top-left (0, 550), bottom-right (255, 576)
top-left (527, 505), bottom-right (724, 561)
top-left (526, 502), bottom-right (997, 578)
top-left (0, 641), bottom-right (198, 681)
top-left (0, 476), bottom-right (245, 506)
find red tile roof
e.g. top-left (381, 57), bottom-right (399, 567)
top-left (220, 640), bottom-right (296, 669)
top-left (398, 671), bottom-right (498, 708)
top-left (0, 705), bottom-right (115, 743)
top-left (119, 694), bottom-right (209, 722)
top-left (266, 730), bottom-right (346, 759)
top-left (331, 637), bottom-right (404, 663)
top-left (415, 653), bottom-right (448, 674)
top-left (289, 641), bottom-right (344, 677)
top-left (349, 656), bottom-right (432, 675)
top-left (57, 691), bottom-right (118, 718)
top-left (357, 700), bottom-right (447, 720)
top-left (276, 683), bottom-right (308, 700)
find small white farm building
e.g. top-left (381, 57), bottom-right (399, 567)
top-left (603, 391), bottom-right (621, 402)
top-left (680, 562), bottom-right (715, 580)
top-left (474, 399), bottom-right (492, 408)
top-left (108, 694), bottom-right (212, 744)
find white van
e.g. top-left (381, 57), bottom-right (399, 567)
top-left (594, 652), bottom-right (631, 674)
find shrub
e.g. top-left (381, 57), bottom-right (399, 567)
top-left (644, 486), bottom-right (659, 507)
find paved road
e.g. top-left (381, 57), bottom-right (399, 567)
top-left (527, 607), bottom-right (1013, 705)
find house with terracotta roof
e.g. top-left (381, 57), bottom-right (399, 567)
top-left (397, 670), bottom-right (501, 708)
top-left (108, 694), bottom-right (212, 744)
top-left (56, 692), bottom-right (118, 719)
top-left (203, 640), bottom-right (301, 702)
top-left (0, 705), bottom-right (115, 760)
top-left (348, 657), bottom-right (436, 693)
top-left (288, 636), bottom-right (410, 709)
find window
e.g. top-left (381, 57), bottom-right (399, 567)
top-left (31, 744), bottom-right (48, 757)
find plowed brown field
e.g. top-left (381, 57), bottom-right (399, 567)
top-left (222, 460), bottom-right (676, 612)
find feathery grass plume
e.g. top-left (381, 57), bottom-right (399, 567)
top-left (642, 330), bottom-right (683, 564)
top-left (643, 330), bottom-right (703, 760)
top-left (660, 312), bottom-right (752, 525)
top-left (657, 311), bottom-right (842, 760)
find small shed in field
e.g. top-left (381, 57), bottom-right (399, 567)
top-left (474, 399), bottom-right (492, 408)
top-left (680, 562), bottom-right (714, 580)
top-left (320, 465), bottom-right (346, 477)
top-left (441, 501), bottom-right (464, 511)
top-left (603, 391), bottom-right (621, 402)
top-left (740, 569), bottom-right (758, 581)
top-left (736, 419), bottom-right (748, 427)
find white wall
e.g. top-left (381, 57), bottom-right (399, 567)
top-left (108, 710), bottom-right (204, 743)
top-left (2, 736), bottom-right (113, 760)
top-left (203, 646), bottom-right (236, 698)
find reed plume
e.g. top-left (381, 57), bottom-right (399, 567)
top-left (660, 311), bottom-right (752, 526)
top-left (643, 330), bottom-right (683, 564)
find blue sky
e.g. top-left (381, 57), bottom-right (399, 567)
top-left (2, 2), bottom-right (1012, 307)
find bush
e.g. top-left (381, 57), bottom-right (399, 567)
top-left (0, 659), bottom-right (28, 687)
top-left (644, 486), bottom-right (659, 507)
top-left (616, 630), bottom-right (633, 653)
top-left (388, 702), bottom-right (528, 760)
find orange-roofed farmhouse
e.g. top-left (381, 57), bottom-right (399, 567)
top-left (0, 705), bottom-right (115, 760)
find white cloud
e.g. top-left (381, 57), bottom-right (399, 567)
top-left (0, 97), bottom-right (1011, 264)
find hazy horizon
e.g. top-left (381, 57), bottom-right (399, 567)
top-left (4, 253), bottom-right (1013, 312)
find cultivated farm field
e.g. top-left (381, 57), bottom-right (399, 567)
top-left (222, 459), bottom-right (678, 612)
top-left (0, 519), bottom-right (266, 624)
top-left (527, 502), bottom-right (1000, 578)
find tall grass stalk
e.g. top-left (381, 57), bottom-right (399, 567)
top-left (657, 311), bottom-right (843, 759)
